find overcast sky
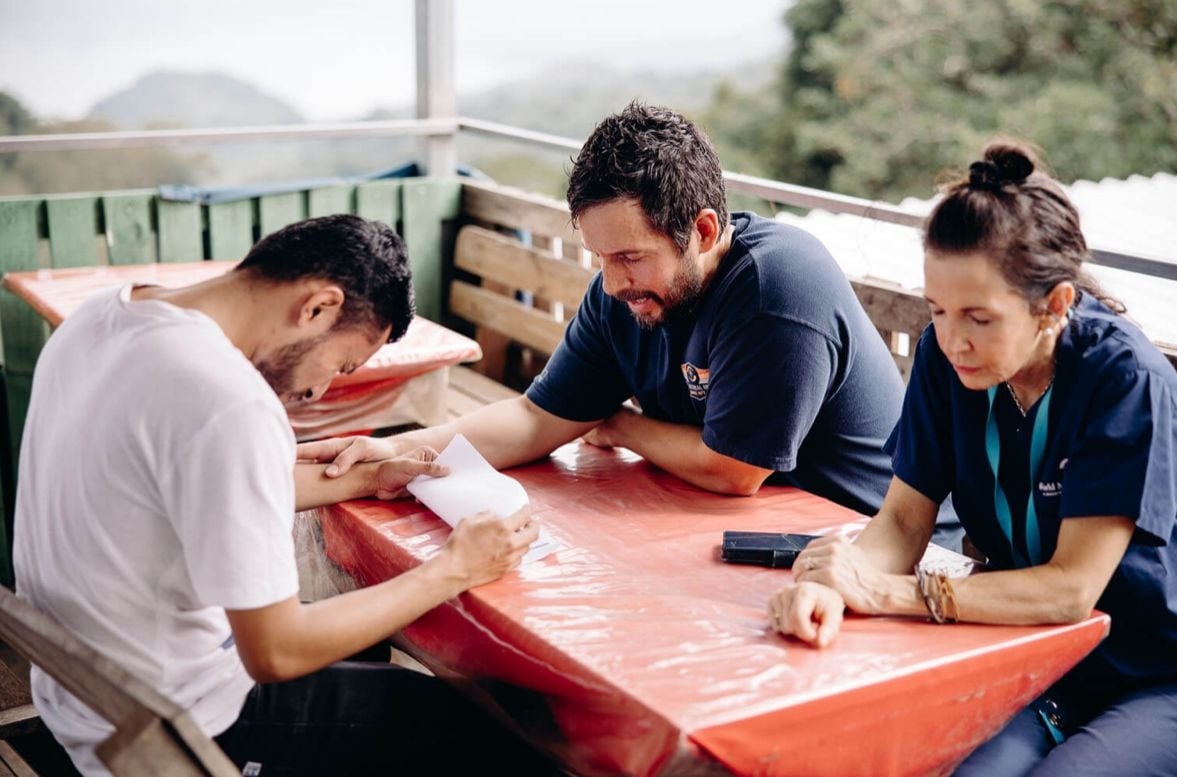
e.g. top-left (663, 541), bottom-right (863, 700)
top-left (0, 0), bottom-right (789, 121)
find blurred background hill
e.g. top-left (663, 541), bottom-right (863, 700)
top-left (2, 0), bottom-right (1174, 202)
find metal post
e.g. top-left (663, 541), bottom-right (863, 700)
top-left (415, 0), bottom-right (458, 177)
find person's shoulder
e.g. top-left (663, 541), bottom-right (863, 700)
top-left (731, 212), bottom-right (839, 265)
top-left (1071, 296), bottom-right (1175, 385)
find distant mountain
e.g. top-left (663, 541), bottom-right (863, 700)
top-left (366, 58), bottom-right (779, 140)
top-left (88, 71), bottom-right (303, 129)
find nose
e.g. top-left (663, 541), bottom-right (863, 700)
top-left (599, 259), bottom-right (630, 297)
top-left (938, 319), bottom-right (971, 359)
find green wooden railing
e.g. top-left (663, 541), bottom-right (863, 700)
top-left (0, 177), bottom-right (463, 585)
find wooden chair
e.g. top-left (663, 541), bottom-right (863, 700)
top-left (0, 586), bottom-right (238, 777)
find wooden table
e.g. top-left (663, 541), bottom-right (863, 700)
top-left (318, 442), bottom-right (1108, 777)
top-left (2, 261), bottom-right (482, 438)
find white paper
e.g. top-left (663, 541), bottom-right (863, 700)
top-left (407, 434), bottom-right (559, 564)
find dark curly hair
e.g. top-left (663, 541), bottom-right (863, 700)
top-left (925, 140), bottom-right (1123, 314)
top-left (567, 102), bottom-right (727, 253)
top-left (234, 214), bottom-right (415, 341)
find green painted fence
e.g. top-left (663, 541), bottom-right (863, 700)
top-left (0, 177), bottom-right (462, 585)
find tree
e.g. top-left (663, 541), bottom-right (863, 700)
top-left (708, 0), bottom-right (1177, 201)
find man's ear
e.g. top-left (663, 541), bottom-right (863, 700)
top-left (694, 209), bottom-right (722, 253)
top-left (297, 285), bottom-right (346, 330)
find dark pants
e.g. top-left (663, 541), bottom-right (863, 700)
top-left (954, 679), bottom-right (1177, 777)
top-left (214, 660), bottom-right (555, 776)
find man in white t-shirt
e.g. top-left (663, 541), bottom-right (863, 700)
top-left (13, 215), bottom-right (551, 776)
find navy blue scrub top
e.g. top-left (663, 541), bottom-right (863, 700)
top-left (886, 293), bottom-right (1177, 691)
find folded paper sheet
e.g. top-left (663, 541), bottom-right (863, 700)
top-left (407, 434), bottom-right (560, 564)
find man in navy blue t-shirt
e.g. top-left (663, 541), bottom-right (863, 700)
top-left (306, 104), bottom-right (953, 530)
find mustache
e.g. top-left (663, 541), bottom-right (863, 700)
top-left (613, 289), bottom-right (663, 305)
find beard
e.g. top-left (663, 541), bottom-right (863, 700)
top-left (613, 255), bottom-right (706, 330)
top-left (254, 333), bottom-right (328, 401)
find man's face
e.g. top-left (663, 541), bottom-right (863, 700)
top-left (578, 198), bottom-right (705, 330)
top-left (255, 323), bottom-right (389, 406)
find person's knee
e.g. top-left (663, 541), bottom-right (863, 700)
top-left (954, 706), bottom-right (1052, 777)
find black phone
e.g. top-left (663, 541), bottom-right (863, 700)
top-left (720, 531), bottom-right (821, 569)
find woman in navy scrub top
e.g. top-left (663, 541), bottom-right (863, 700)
top-left (768, 141), bottom-right (1177, 776)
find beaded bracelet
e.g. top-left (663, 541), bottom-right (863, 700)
top-left (914, 566), bottom-right (960, 624)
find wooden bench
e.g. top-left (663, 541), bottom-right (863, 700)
top-left (0, 586), bottom-right (238, 777)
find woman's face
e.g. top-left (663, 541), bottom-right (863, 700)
top-left (923, 250), bottom-right (1053, 391)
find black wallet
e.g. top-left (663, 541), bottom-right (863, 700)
top-left (720, 531), bottom-right (821, 568)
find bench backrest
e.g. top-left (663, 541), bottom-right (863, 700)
top-left (0, 586), bottom-right (238, 776)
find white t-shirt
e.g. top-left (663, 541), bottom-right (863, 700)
top-left (13, 286), bottom-right (299, 776)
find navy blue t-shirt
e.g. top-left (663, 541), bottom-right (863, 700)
top-left (887, 293), bottom-right (1177, 690)
top-left (526, 212), bottom-right (905, 516)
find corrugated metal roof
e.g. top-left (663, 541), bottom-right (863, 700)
top-left (776, 173), bottom-right (1177, 345)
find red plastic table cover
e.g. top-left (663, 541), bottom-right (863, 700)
top-left (318, 442), bottom-right (1108, 777)
top-left (2, 262), bottom-right (481, 436)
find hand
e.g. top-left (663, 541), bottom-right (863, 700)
top-left (793, 535), bottom-right (890, 615)
top-left (372, 447), bottom-right (448, 500)
top-left (580, 421), bottom-right (614, 448)
top-left (297, 435), bottom-right (404, 477)
top-left (768, 581), bottom-right (844, 647)
top-left (581, 407), bottom-right (635, 449)
top-left (437, 506), bottom-right (540, 590)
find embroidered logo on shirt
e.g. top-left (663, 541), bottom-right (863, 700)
top-left (243, 763), bottom-right (263, 776)
top-left (1038, 480), bottom-right (1062, 498)
top-left (681, 362), bottom-right (710, 401)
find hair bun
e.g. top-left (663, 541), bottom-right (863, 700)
top-left (968, 160), bottom-right (1002, 191)
top-left (970, 142), bottom-right (1036, 191)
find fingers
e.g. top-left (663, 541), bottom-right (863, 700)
top-left (768, 582), bottom-right (843, 648)
top-left (813, 594), bottom-right (844, 648)
top-left (324, 439), bottom-right (368, 477)
top-left (503, 504), bottom-right (534, 532)
top-left (296, 437), bottom-right (351, 463)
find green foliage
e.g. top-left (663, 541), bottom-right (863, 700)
top-left (709, 0), bottom-right (1177, 201)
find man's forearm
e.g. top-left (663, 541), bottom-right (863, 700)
top-left (603, 411), bottom-right (771, 495)
top-left (294, 461), bottom-right (378, 511)
top-left (397, 396), bottom-right (593, 470)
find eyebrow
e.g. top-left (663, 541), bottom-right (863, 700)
top-left (923, 297), bottom-right (991, 314)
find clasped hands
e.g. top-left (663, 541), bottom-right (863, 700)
top-left (768, 535), bottom-right (891, 648)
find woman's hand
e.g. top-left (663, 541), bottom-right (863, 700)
top-left (768, 581), bottom-right (844, 647)
top-left (793, 535), bottom-right (893, 615)
top-left (370, 446), bottom-right (448, 500)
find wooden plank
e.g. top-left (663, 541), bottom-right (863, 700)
top-left (0, 202), bottom-right (46, 566)
top-left (455, 225), bottom-right (593, 311)
top-left (461, 179), bottom-right (580, 247)
top-left (0, 741), bottom-right (37, 777)
top-left (450, 281), bottom-right (564, 355)
top-left (449, 365), bottom-right (521, 404)
top-left (403, 179), bottom-right (462, 322)
top-left (355, 180), bottom-right (403, 228)
top-left (102, 194), bottom-right (155, 265)
top-left (45, 197), bottom-right (100, 268)
top-left (0, 201), bottom-right (46, 372)
top-left (307, 185), bottom-right (354, 218)
top-left (850, 278), bottom-right (931, 337)
top-left (207, 200), bottom-right (255, 261)
top-left (0, 587), bottom-right (238, 777)
top-left (156, 200), bottom-right (203, 263)
top-left (258, 192), bottom-right (306, 238)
